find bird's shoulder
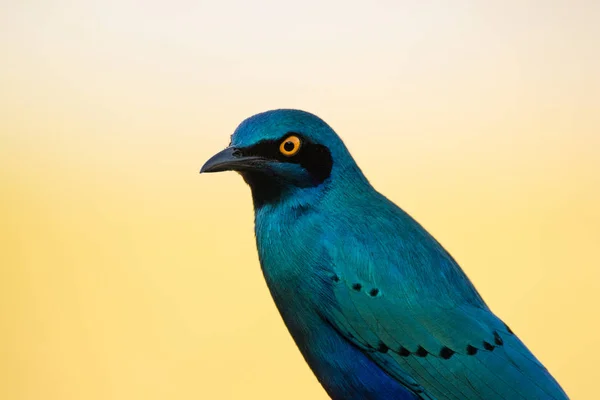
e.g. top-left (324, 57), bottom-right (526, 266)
top-left (319, 189), bottom-right (485, 307)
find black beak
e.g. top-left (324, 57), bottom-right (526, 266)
top-left (200, 147), bottom-right (267, 173)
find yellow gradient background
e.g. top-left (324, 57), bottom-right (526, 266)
top-left (1, 1), bottom-right (599, 399)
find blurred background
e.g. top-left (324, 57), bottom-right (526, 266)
top-left (1, 1), bottom-right (599, 399)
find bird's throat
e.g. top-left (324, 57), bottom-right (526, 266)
top-left (241, 171), bottom-right (286, 209)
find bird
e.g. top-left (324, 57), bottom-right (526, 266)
top-left (200, 109), bottom-right (569, 400)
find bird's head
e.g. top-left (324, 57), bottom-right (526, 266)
top-left (201, 109), bottom-right (367, 208)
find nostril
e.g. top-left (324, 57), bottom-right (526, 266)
top-left (232, 149), bottom-right (242, 157)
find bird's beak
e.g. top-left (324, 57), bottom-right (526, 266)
top-left (200, 147), bottom-right (267, 173)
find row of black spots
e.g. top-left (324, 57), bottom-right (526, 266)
top-left (330, 276), bottom-right (380, 299)
top-left (390, 341), bottom-right (499, 359)
top-left (388, 345), bottom-right (432, 358)
top-left (385, 344), bottom-right (457, 360)
top-left (327, 277), bottom-right (381, 298)
top-left (464, 336), bottom-right (503, 356)
top-left (350, 282), bottom-right (380, 297)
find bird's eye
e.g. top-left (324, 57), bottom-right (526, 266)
top-left (279, 135), bottom-right (301, 157)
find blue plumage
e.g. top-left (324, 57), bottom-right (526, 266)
top-left (201, 109), bottom-right (568, 399)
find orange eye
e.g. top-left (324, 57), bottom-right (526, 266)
top-left (279, 135), bottom-right (301, 157)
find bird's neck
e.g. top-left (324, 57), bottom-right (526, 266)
top-left (248, 164), bottom-right (377, 303)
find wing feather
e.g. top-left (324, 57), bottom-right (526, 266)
top-left (319, 261), bottom-right (568, 399)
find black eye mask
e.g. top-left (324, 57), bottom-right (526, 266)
top-left (237, 133), bottom-right (333, 184)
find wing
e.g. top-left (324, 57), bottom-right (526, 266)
top-left (318, 231), bottom-right (568, 400)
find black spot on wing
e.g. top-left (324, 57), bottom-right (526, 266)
top-left (415, 346), bottom-right (428, 357)
top-left (398, 346), bottom-right (411, 357)
top-left (482, 341), bottom-right (495, 351)
top-left (466, 345), bottom-right (478, 355)
top-left (494, 331), bottom-right (504, 346)
top-left (439, 346), bottom-right (455, 359)
top-left (377, 342), bottom-right (389, 353)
